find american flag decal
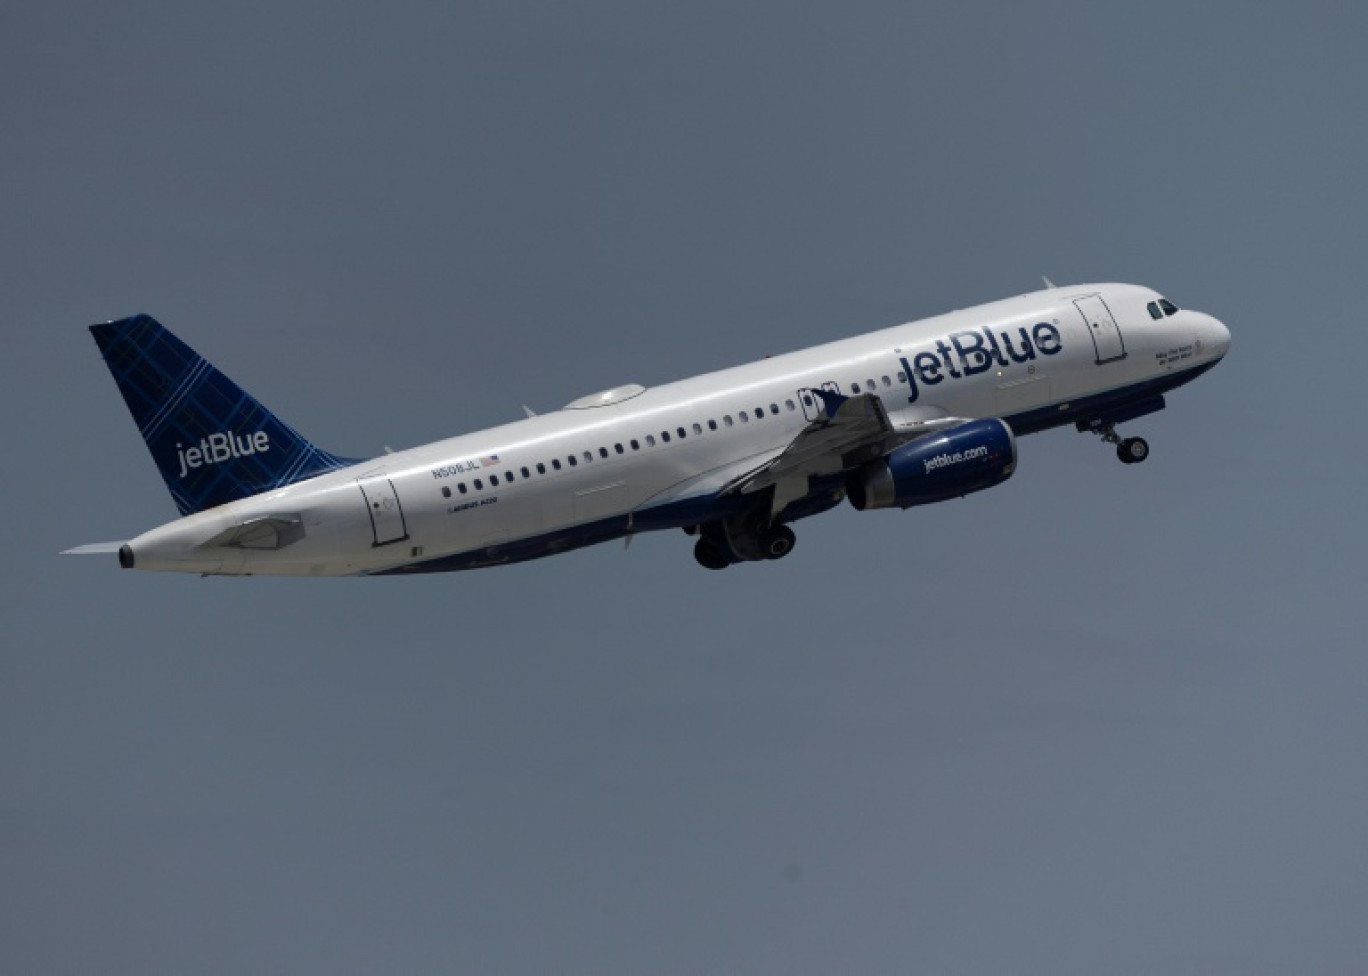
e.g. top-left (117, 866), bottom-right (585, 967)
top-left (479, 454), bottom-right (501, 466)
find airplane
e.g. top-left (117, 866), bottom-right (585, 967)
top-left (64, 282), bottom-right (1230, 576)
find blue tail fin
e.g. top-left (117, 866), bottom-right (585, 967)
top-left (90, 315), bottom-right (362, 516)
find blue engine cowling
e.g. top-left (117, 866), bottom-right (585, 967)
top-left (847, 418), bottom-right (1017, 510)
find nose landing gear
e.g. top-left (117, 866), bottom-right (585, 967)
top-left (1116, 436), bottom-right (1149, 464)
top-left (1076, 396), bottom-right (1164, 467)
top-left (1091, 423), bottom-right (1150, 465)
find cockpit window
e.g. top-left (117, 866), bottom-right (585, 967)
top-left (1159, 298), bottom-right (1179, 317)
top-left (1147, 301), bottom-right (1163, 320)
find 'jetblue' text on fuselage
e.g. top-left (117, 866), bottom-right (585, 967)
top-left (898, 323), bottom-right (1062, 403)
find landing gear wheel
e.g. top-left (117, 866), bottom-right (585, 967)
top-left (693, 538), bottom-right (730, 570)
top-left (761, 525), bottom-right (797, 560)
top-left (1117, 437), bottom-right (1149, 465)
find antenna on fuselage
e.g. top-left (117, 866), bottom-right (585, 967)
top-left (1042, 275), bottom-right (1057, 289)
top-left (522, 405), bottom-right (537, 418)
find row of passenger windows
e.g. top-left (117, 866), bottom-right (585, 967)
top-left (436, 375), bottom-right (912, 500)
top-left (854, 374), bottom-right (904, 393)
top-left (439, 394), bottom-right (806, 498)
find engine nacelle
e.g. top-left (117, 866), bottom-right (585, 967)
top-left (847, 418), bottom-right (1017, 511)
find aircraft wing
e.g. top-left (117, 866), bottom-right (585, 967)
top-left (728, 389), bottom-right (971, 515)
top-left (635, 447), bottom-right (788, 513)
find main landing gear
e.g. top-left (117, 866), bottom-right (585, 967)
top-left (693, 537), bottom-right (730, 570)
top-left (1092, 423), bottom-right (1150, 465)
top-left (691, 520), bottom-right (796, 570)
top-left (761, 524), bottom-right (797, 559)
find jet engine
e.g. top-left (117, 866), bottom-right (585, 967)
top-left (847, 418), bottom-right (1017, 510)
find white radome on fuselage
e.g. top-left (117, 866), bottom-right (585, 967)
top-left (107, 283), bottom-right (1231, 576)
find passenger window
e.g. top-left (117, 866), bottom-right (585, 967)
top-left (458, 483), bottom-right (468, 494)
top-left (897, 371), bottom-right (906, 383)
top-left (552, 459), bottom-right (562, 471)
top-left (769, 404), bottom-right (779, 415)
top-left (866, 380), bottom-right (875, 391)
top-left (490, 474), bottom-right (499, 485)
top-left (881, 376), bottom-right (891, 387)
top-left (646, 435), bottom-right (656, 446)
top-left (708, 419), bottom-right (718, 430)
top-left (631, 439), bottom-right (640, 450)
top-left (537, 463), bottom-right (546, 474)
top-left (724, 415), bottom-right (733, 427)
top-left (661, 431), bottom-right (671, 443)
top-left (505, 471), bottom-right (514, 482)
top-left (521, 466), bottom-right (530, 478)
top-left (568, 455), bottom-right (578, 466)
top-left (693, 423), bottom-right (702, 434)
top-left (442, 486), bottom-right (451, 498)
top-left (850, 383), bottom-right (860, 394)
top-left (599, 447), bottom-right (608, 458)
top-left (1160, 298), bottom-right (1179, 316)
top-left (739, 413), bottom-right (749, 424)
top-left (615, 443), bottom-right (624, 454)
top-left (474, 478), bottom-right (483, 490)
top-left (802, 394), bottom-right (814, 407)
top-left (785, 400), bottom-right (795, 411)
top-left (677, 426), bottom-right (687, 438)
top-left (583, 451), bottom-right (592, 463)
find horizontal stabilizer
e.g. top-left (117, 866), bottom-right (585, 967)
top-left (61, 541), bottom-right (128, 555)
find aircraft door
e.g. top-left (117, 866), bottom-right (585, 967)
top-left (357, 477), bottom-right (409, 546)
top-left (1073, 296), bottom-right (1126, 364)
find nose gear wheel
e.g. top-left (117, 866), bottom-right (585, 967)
top-left (1090, 423), bottom-right (1150, 465)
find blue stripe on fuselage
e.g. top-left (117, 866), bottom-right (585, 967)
top-left (999, 356), bottom-right (1222, 435)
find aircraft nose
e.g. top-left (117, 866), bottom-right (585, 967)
top-left (1189, 310), bottom-right (1230, 359)
top-left (1206, 314), bottom-right (1232, 357)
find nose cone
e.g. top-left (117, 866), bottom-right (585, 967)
top-left (1195, 311), bottom-right (1231, 360)
top-left (1209, 315), bottom-right (1232, 356)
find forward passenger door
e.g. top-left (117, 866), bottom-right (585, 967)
top-left (1073, 295), bottom-right (1126, 364)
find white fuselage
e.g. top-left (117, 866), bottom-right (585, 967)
top-left (123, 283), bottom-right (1230, 575)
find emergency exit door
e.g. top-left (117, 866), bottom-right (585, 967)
top-left (1073, 295), bottom-right (1126, 364)
top-left (358, 477), bottom-right (409, 546)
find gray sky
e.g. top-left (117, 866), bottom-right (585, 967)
top-left (3, 2), bottom-right (1366, 973)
